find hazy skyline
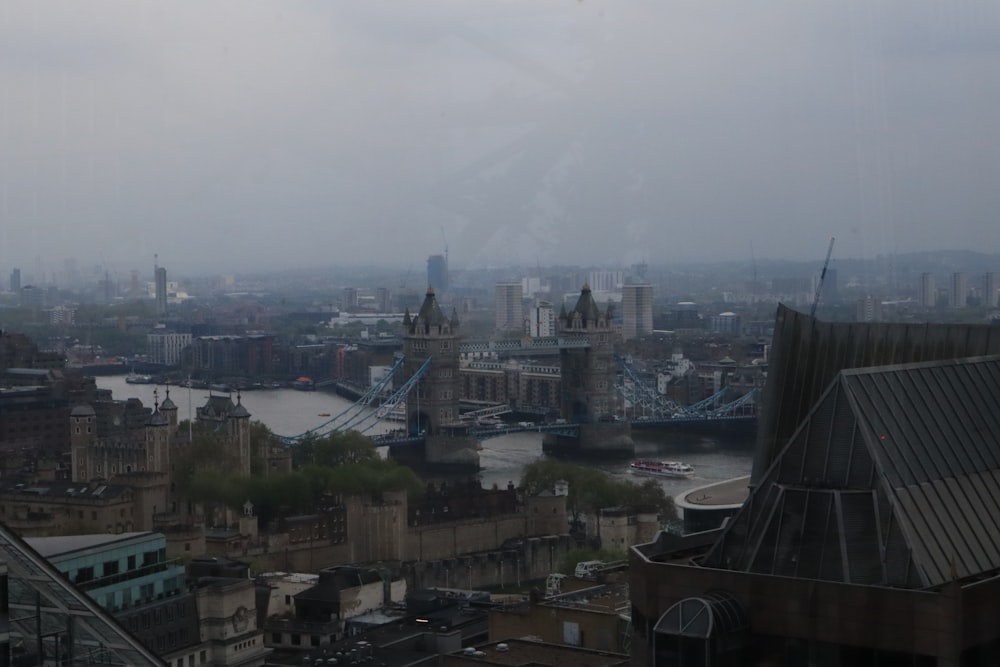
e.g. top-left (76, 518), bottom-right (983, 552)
top-left (3, 2), bottom-right (1000, 275)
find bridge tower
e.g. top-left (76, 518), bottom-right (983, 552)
top-left (398, 287), bottom-right (478, 469)
top-left (549, 284), bottom-right (633, 456)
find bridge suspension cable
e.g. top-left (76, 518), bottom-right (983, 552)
top-left (616, 355), bottom-right (682, 417)
top-left (336, 356), bottom-right (433, 435)
top-left (616, 355), bottom-right (757, 421)
top-left (278, 355), bottom-right (434, 443)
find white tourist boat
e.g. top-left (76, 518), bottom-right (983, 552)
top-left (629, 459), bottom-right (695, 479)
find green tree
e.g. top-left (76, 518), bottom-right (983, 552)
top-left (520, 459), bottom-right (676, 522)
top-left (174, 426), bottom-right (424, 527)
top-left (248, 420), bottom-right (282, 475)
top-left (311, 431), bottom-right (379, 467)
top-left (172, 422), bottom-right (240, 497)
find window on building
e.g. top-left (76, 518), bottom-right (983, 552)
top-left (127, 555), bottom-right (136, 571)
top-left (76, 566), bottom-right (94, 584)
top-left (103, 560), bottom-right (119, 577)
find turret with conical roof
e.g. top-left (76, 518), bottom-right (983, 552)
top-left (145, 389), bottom-right (171, 474)
top-left (407, 287), bottom-right (457, 336)
top-left (159, 388), bottom-right (178, 437)
top-left (561, 283), bottom-right (613, 332)
top-left (229, 392), bottom-right (251, 476)
top-left (557, 284), bottom-right (619, 423)
top-left (401, 287), bottom-right (461, 438)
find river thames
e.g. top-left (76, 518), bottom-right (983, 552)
top-left (95, 375), bottom-right (755, 501)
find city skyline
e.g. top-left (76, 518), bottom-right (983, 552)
top-left (2, 3), bottom-right (1000, 273)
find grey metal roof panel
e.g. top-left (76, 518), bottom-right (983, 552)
top-left (706, 355), bottom-right (1000, 590)
top-left (846, 357), bottom-right (1000, 587)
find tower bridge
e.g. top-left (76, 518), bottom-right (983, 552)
top-left (281, 285), bottom-right (755, 469)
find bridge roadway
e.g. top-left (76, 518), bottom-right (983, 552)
top-left (372, 415), bottom-right (757, 447)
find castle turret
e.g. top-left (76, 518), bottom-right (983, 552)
top-left (402, 287), bottom-right (460, 436)
top-left (397, 287), bottom-right (477, 469)
top-left (558, 283), bottom-right (618, 421)
top-left (229, 393), bottom-right (251, 476)
top-left (547, 284), bottom-right (633, 457)
top-left (145, 390), bottom-right (171, 474)
top-left (159, 388), bottom-right (179, 439)
top-left (70, 404), bottom-right (97, 482)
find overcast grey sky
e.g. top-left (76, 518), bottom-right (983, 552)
top-left (2, 1), bottom-right (1000, 275)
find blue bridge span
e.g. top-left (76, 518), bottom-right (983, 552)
top-left (276, 352), bottom-right (758, 449)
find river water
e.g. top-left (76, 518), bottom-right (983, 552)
top-left (95, 376), bottom-right (755, 499)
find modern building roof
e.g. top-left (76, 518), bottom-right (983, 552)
top-left (754, 304), bottom-right (1000, 484)
top-left (0, 480), bottom-right (130, 501)
top-left (25, 531), bottom-right (156, 558)
top-left (295, 566), bottom-right (384, 604)
top-left (0, 522), bottom-right (165, 665)
top-left (703, 355), bottom-right (1000, 590)
top-left (448, 638), bottom-right (629, 666)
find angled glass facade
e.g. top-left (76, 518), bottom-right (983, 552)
top-left (0, 523), bottom-right (164, 665)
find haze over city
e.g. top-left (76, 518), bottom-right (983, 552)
top-left (3, 1), bottom-right (1000, 274)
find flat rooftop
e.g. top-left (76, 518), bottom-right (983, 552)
top-left (449, 639), bottom-right (628, 666)
top-left (675, 475), bottom-right (751, 510)
top-left (25, 532), bottom-right (156, 558)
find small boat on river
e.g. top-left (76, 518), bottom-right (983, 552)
top-left (629, 460), bottom-right (695, 479)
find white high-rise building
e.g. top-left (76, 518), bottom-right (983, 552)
top-left (147, 331), bottom-right (192, 366)
top-left (856, 295), bottom-right (881, 322)
top-left (984, 272), bottom-right (997, 308)
top-left (495, 282), bottom-right (524, 332)
top-left (622, 283), bottom-right (653, 340)
top-left (587, 270), bottom-right (623, 292)
top-left (920, 273), bottom-right (936, 308)
top-left (521, 277), bottom-right (543, 298)
top-left (952, 272), bottom-right (967, 309)
top-left (527, 300), bottom-right (556, 338)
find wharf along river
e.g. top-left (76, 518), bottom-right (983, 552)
top-left (96, 375), bottom-right (755, 502)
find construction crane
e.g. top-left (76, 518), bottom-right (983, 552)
top-left (810, 236), bottom-right (836, 318)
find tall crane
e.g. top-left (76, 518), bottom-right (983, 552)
top-left (810, 236), bottom-right (836, 318)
